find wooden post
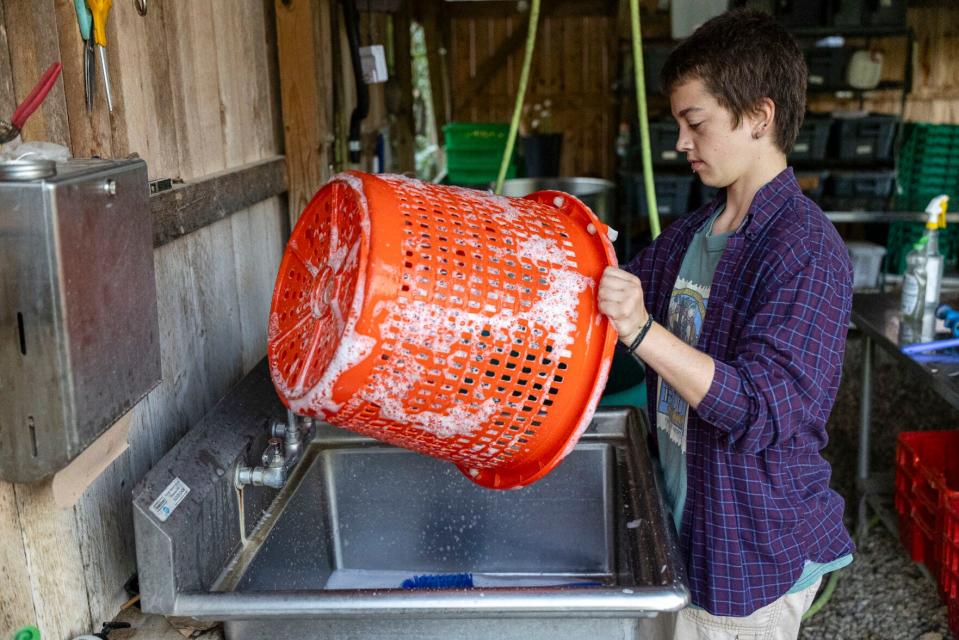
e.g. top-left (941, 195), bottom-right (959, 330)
top-left (391, 1), bottom-right (416, 172)
top-left (418, 0), bottom-right (449, 142)
top-left (275, 0), bottom-right (336, 225)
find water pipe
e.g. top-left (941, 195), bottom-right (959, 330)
top-left (494, 0), bottom-right (541, 195)
top-left (629, 0), bottom-right (661, 239)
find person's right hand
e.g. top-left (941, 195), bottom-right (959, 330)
top-left (597, 266), bottom-right (649, 346)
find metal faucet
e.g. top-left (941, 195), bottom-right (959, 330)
top-left (234, 411), bottom-right (314, 490)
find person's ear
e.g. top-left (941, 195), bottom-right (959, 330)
top-left (750, 98), bottom-right (776, 140)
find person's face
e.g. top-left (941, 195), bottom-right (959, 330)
top-left (669, 78), bottom-right (764, 189)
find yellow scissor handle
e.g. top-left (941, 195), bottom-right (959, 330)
top-left (86, 0), bottom-right (112, 47)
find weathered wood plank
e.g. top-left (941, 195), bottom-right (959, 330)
top-left (151, 156), bottom-right (287, 247)
top-left (110, 0), bottom-right (179, 177)
top-left (14, 481), bottom-right (91, 639)
top-left (0, 0), bottom-right (16, 121)
top-left (0, 481), bottom-right (35, 633)
top-left (390, 2), bottom-right (416, 172)
top-left (231, 198), bottom-right (288, 373)
top-left (275, 0), bottom-right (335, 224)
top-left (163, 0), bottom-right (226, 178)
top-left (2, 0), bottom-right (70, 146)
top-left (52, 0), bottom-right (114, 158)
top-left (420, 1), bottom-right (450, 136)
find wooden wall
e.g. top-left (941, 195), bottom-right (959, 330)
top-left (0, 1), bottom-right (287, 638)
top-left (445, 4), bottom-right (619, 179)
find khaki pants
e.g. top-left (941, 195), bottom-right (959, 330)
top-left (640, 577), bottom-right (822, 640)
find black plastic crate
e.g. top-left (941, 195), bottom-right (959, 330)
top-left (643, 46), bottom-right (674, 95)
top-left (797, 170), bottom-right (829, 201)
top-left (790, 116), bottom-right (833, 161)
top-left (776, 0), bottom-right (830, 27)
top-left (805, 47), bottom-right (850, 89)
top-left (823, 169), bottom-right (896, 210)
top-left (696, 172), bottom-right (828, 207)
top-left (833, 114), bottom-right (898, 162)
top-left (862, 0), bottom-right (906, 26)
top-left (622, 172), bottom-right (695, 218)
top-left (630, 121), bottom-right (684, 166)
top-left (827, 170), bottom-right (896, 198)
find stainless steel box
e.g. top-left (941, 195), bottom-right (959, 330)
top-left (0, 158), bottom-right (161, 482)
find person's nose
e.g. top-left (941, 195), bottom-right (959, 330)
top-left (675, 127), bottom-right (693, 153)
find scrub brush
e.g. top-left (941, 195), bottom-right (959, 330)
top-left (400, 572), bottom-right (605, 589)
top-left (402, 572), bottom-right (474, 589)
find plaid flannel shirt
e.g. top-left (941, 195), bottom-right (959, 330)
top-left (623, 167), bottom-right (855, 616)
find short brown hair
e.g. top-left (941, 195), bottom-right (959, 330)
top-left (660, 9), bottom-right (807, 155)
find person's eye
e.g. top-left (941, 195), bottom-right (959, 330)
top-left (689, 122), bottom-right (703, 130)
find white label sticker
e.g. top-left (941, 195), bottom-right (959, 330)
top-left (662, 150), bottom-right (678, 160)
top-left (149, 477), bottom-right (190, 523)
top-left (794, 142), bottom-right (809, 153)
top-left (360, 45), bottom-right (388, 84)
top-left (809, 74), bottom-right (824, 85)
top-left (856, 144), bottom-right (873, 155)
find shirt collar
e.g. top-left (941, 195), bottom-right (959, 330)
top-left (742, 167), bottom-right (800, 236)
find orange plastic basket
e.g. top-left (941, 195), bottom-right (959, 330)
top-left (267, 172), bottom-right (617, 489)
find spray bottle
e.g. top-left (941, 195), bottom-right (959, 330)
top-left (901, 194), bottom-right (950, 341)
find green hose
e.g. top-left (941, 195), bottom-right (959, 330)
top-left (495, 0), bottom-right (541, 195)
top-left (801, 569), bottom-right (841, 621)
top-left (628, 0), bottom-right (661, 239)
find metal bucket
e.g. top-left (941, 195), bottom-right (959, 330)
top-left (498, 177), bottom-right (616, 225)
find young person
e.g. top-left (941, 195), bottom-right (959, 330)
top-left (597, 9), bottom-right (854, 639)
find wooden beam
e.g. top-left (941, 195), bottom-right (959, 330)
top-left (418, 0), bottom-right (450, 141)
top-left (151, 156), bottom-right (288, 247)
top-left (453, 15), bottom-right (531, 115)
top-left (444, 0), bottom-right (616, 19)
top-left (450, 0), bottom-right (585, 115)
top-left (390, 2), bottom-right (416, 171)
top-left (274, 0), bottom-right (335, 225)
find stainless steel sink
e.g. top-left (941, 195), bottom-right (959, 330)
top-left (133, 361), bottom-right (687, 640)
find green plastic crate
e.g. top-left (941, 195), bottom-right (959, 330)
top-left (886, 221), bottom-right (959, 274)
top-left (445, 165), bottom-right (518, 186)
top-left (443, 122), bottom-right (511, 151)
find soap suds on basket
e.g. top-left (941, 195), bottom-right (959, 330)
top-left (284, 174), bottom-right (376, 416)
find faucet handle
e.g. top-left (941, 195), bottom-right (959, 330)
top-left (262, 437), bottom-right (284, 467)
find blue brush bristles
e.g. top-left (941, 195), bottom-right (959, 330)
top-left (401, 572), bottom-right (475, 590)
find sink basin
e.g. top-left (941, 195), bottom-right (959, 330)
top-left (133, 361), bottom-right (687, 640)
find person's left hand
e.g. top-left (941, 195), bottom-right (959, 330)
top-left (598, 266), bottom-right (649, 345)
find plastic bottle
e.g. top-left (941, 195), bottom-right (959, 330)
top-left (901, 194), bottom-right (949, 341)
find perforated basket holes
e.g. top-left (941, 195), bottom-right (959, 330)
top-left (323, 177), bottom-right (582, 469)
top-left (270, 182), bottom-right (364, 398)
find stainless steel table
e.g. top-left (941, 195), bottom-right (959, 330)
top-left (851, 292), bottom-right (959, 542)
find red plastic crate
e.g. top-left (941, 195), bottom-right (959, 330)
top-left (943, 501), bottom-right (959, 637)
top-left (895, 431), bottom-right (959, 582)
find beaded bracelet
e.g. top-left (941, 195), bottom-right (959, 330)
top-left (627, 315), bottom-right (655, 354)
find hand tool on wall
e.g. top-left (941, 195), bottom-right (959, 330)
top-left (73, 0), bottom-right (95, 111)
top-left (0, 62), bottom-right (64, 144)
top-left (86, 0), bottom-right (114, 112)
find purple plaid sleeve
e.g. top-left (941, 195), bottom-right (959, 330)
top-left (698, 241), bottom-right (853, 451)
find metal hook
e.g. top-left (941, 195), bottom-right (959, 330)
top-left (133, 0), bottom-right (147, 16)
